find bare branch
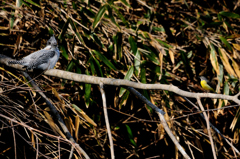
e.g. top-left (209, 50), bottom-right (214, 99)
top-left (127, 87), bottom-right (190, 159)
top-left (44, 69), bottom-right (240, 105)
top-left (197, 97), bottom-right (217, 159)
top-left (21, 71), bottom-right (90, 159)
top-left (99, 83), bottom-right (115, 159)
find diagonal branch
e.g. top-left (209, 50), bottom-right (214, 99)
top-left (127, 87), bottom-right (190, 159)
top-left (183, 97), bottom-right (240, 155)
top-left (21, 71), bottom-right (90, 159)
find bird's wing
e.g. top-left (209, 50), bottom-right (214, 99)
top-left (27, 50), bottom-right (55, 70)
top-left (206, 80), bottom-right (214, 88)
top-left (22, 48), bottom-right (50, 61)
top-left (31, 49), bottom-right (50, 59)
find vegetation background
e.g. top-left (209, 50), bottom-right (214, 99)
top-left (0, 0), bottom-right (240, 158)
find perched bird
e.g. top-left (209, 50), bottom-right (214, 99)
top-left (199, 76), bottom-right (215, 92)
top-left (8, 35), bottom-right (60, 71)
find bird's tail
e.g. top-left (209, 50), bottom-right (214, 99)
top-left (8, 60), bottom-right (25, 65)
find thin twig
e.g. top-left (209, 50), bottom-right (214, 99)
top-left (127, 86), bottom-right (190, 159)
top-left (21, 71), bottom-right (89, 159)
top-left (183, 97), bottom-right (240, 155)
top-left (197, 97), bottom-right (217, 159)
top-left (11, 121), bottom-right (17, 159)
top-left (99, 83), bottom-right (115, 159)
top-left (127, 87), bottom-right (165, 115)
top-left (157, 112), bottom-right (190, 159)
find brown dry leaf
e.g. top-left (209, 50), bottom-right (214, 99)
top-left (158, 123), bottom-right (165, 140)
top-left (13, 35), bottom-right (22, 56)
top-left (232, 43), bottom-right (240, 51)
top-left (230, 110), bottom-right (240, 131)
top-left (169, 49), bottom-right (175, 64)
top-left (0, 67), bottom-right (24, 83)
top-left (161, 99), bottom-right (171, 128)
top-left (73, 153), bottom-right (79, 159)
top-left (219, 48), bottom-right (236, 77)
top-left (150, 95), bottom-right (155, 106)
top-left (159, 52), bottom-right (163, 80)
top-left (232, 44), bottom-right (240, 59)
top-left (64, 116), bottom-right (74, 136)
top-left (223, 22), bottom-right (228, 33)
top-left (209, 45), bottom-right (220, 75)
top-left (77, 111), bottom-right (97, 127)
top-left (75, 115), bottom-right (80, 143)
top-left (231, 58), bottom-right (240, 78)
top-left (43, 110), bottom-right (66, 139)
top-left (216, 100), bottom-right (224, 117)
top-left (52, 87), bottom-right (67, 113)
top-left (114, 90), bottom-right (119, 108)
top-left (31, 132), bottom-right (35, 148)
top-left (233, 49), bottom-right (240, 59)
top-left (149, 34), bottom-right (166, 56)
top-left (52, 88), bottom-right (63, 103)
top-left (233, 128), bottom-right (239, 144)
top-left (72, 104), bottom-right (97, 127)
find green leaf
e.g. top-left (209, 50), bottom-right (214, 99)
top-left (128, 32), bottom-right (140, 75)
top-left (203, 22), bottom-right (222, 28)
top-left (140, 64), bottom-right (146, 83)
top-left (85, 70), bottom-right (91, 108)
top-left (69, 19), bottom-right (85, 45)
top-left (152, 26), bottom-right (165, 32)
top-left (92, 4), bottom-right (108, 29)
top-left (48, 27), bottom-right (54, 36)
top-left (59, 45), bottom-right (68, 60)
top-left (76, 65), bottom-right (82, 74)
top-left (134, 50), bottom-right (141, 76)
top-left (119, 90), bottom-right (130, 109)
top-left (10, 15), bottom-right (14, 29)
top-left (24, 0), bottom-right (41, 8)
top-left (112, 6), bottom-right (129, 27)
top-left (59, 18), bottom-right (70, 40)
top-left (88, 57), bottom-right (96, 75)
top-left (93, 57), bottom-right (103, 77)
top-left (216, 64), bottom-right (224, 92)
top-left (92, 50), bottom-right (117, 70)
top-left (219, 36), bottom-right (232, 52)
top-left (129, 36), bottom-right (137, 54)
top-left (219, 11), bottom-right (240, 19)
top-left (119, 66), bottom-right (134, 96)
top-left (72, 1), bottom-right (77, 10)
top-left (156, 39), bottom-right (173, 48)
top-left (61, 60), bottom-right (75, 86)
top-left (125, 125), bottom-right (137, 147)
top-left (180, 50), bottom-right (193, 79)
top-left (120, 0), bottom-right (131, 7)
top-left (140, 66), bottom-right (150, 100)
top-left (125, 66), bottom-right (134, 80)
top-left (107, 6), bottom-right (120, 29)
top-left (91, 33), bottom-right (105, 48)
top-left (113, 32), bottom-right (123, 60)
top-left (142, 48), bottom-right (160, 65)
top-left (223, 81), bottom-right (229, 95)
top-left (82, 8), bottom-right (95, 19)
top-left (66, 60), bottom-right (75, 72)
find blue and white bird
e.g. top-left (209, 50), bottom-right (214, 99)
top-left (8, 35), bottom-right (60, 71)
